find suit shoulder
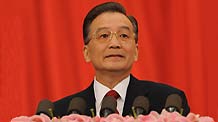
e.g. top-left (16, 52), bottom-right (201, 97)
top-left (53, 85), bottom-right (93, 116)
top-left (133, 79), bottom-right (184, 94)
top-left (54, 87), bottom-right (90, 106)
top-left (133, 79), bottom-right (189, 115)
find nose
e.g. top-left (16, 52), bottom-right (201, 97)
top-left (108, 33), bottom-right (121, 49)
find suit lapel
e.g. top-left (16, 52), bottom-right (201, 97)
top-left (83, 81), bottom-right (96, 116)
top-left (122, 75), bottom-right (138, 116)
top-left (122, 74), bottom-right (149, 116)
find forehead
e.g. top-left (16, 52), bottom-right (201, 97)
top-left (89, 12), bottom-right (133, 32)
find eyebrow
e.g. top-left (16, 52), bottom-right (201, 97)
top-left (95, 26), bottom-right (131, 33)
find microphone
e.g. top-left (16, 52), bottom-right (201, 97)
top-left (165, 94), bottom-right (182, 113)
top-left (67, 97), bottom-right (87, 115)
top-left (36, 99), bottom-right (54, 119)
top-left (100, 96), bottom-right (117, 117)
top-left (132, 96), bottom-right (149, 116)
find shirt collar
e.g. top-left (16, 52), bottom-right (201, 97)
top-left (94, 75), bottom-right (130, 104)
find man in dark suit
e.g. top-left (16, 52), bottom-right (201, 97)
top-left (54, 2), bottom-right (190, 117)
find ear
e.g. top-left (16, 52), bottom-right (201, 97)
top-left (134, 44), bottom-right (139, 61)
top-left (83, 45), bottom-right (91, 62)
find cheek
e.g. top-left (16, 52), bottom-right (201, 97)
top-left (125, 45), bottom-right (138, 61)
top-left (126, 45), bottom-right (137, 55)
top-left (88, 45), bottom-right (104, 59)
top-left (90, 51), bottom-right (100, 59)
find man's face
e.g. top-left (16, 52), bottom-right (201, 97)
top-left (83, 12), bottom-right (138, 74)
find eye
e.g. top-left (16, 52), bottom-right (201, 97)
top-left (119, 33), bottom-right (130, 39)
top-left (99, 33), bottom-right (110, 39)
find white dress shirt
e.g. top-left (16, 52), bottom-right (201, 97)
top-left (94, 75), bottom-right (130, 116)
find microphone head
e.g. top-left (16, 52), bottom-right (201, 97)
top-left (36, 99), bottom-right (54, 118)
top-left (132, 96), bottom-right (149, 115)
top-left (100, 96), bottom-right (117, 117)
top-left (67, 97), bottom-right (87, 115)
top-left (165, 94), bottom-right (182, 113)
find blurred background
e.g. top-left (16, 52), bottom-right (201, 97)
top-left (1, 0), bottom-right (218, 121)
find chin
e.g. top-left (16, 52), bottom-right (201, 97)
top-left (104, 65), bottom-right (129, 71)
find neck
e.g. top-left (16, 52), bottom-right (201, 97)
top-left (95, 71), bottom-right (130, 89)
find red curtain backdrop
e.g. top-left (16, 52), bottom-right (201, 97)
top-left (1, 0), bottom-right (218, 121)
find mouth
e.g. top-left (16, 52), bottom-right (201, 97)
top-left (105, 54), bottom-right (124, 58)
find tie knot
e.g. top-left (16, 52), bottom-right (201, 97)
top-left (105, 90), bottom-right (120, 99)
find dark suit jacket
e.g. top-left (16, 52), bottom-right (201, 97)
top-left (54, 75), bottom-right (190, 117)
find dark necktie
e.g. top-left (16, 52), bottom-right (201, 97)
top-left (105, 90), bottom-right (120, 114)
